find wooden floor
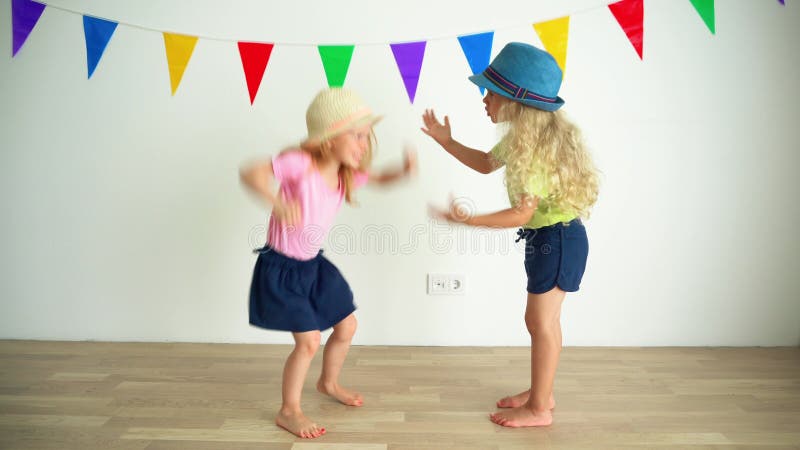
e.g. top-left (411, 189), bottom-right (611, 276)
top-left (0, 342), bottom-right (798, 450)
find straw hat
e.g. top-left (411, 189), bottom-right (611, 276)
top-left (302, 88), bottom-right (382, 146)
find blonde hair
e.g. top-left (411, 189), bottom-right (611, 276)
top-left (299, 130), bottom-right (376, 204)
top-left (494, 102), bottom-right (599, 218)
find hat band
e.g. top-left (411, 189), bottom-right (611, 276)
top-left (484, 66), bottom-right (557, 104)
top-left (325, 107), bottom-right (373, 135)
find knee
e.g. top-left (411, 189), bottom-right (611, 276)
top-left (332, 315), bottom-right (357, 341)
top-left (525, 316), bottom-right (558, 338)
top-left (295, 332), bottom-right (321, 356)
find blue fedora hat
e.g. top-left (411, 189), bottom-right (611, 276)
top-left (469, 42), bottom-right (564, 112)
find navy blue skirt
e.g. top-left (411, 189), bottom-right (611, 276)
top-left (518, 219), bottom-right (589, 294)
top-left (249, 246), bottom-right (356, 332)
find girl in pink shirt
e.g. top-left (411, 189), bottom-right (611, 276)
top-left (239, 88), bottom-right (414, 439)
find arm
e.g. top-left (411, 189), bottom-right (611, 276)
top-left (369, 148), bottom-right (417, 187)
top-left (421, 109), bottom-right (500, 174)
top-left (238, 159), bottom-right (301, 225)
top-left (432, 195), bottom-right (538, 229)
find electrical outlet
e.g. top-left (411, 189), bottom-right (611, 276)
top-left (427, 273), bottom-right (466, 295)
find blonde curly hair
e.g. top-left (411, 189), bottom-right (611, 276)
top-left (299, 130), bottom-right (376, 205)
top-left (493, 102), bottom-right (599, 218)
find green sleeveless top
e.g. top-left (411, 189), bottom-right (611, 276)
top-left (490, 142), bottom-right (577, 229)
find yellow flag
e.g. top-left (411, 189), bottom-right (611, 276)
top-left (163, 33), bottom-right (198, 95)
top-left (533, 16), bottom-right (570, 77)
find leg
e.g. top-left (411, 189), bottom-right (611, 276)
top-left (496, 307), bottom-right (561, 410)
top-left (317, 313), bottom-right (363, 406)
top-left (275, 330), bottom-right (326, 439)
top-left (490, 288), bottom-right (566, 427)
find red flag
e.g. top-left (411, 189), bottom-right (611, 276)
top-left (609, 0), bottom-right (644, 59)
top-left (238, 42), bottom-right (274, 105)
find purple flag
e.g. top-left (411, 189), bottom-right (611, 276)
top-left (390, 41), bottom-right (426, 104)
top-left (12, 0), bottom-right (46, 57)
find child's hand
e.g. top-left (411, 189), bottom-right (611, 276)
top-left (421, 109), bottom-right (452, 147)
top-left (429, 194), bottom-right (472, 224)
top-left (403, 147), bottom-right (418, 177)
top-left (273, 199), bottom-right (302, 226)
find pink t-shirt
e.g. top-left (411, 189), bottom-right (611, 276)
top-left (266, 149), bottom-right (369, 260)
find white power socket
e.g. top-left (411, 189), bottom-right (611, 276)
top-left (427, 273), bottom-right (466, 295)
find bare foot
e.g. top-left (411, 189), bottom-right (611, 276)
top-left (316, 380), bottom-right (363, 407)
top-left (275, 409), bottom-right (326, 439)
top-left (489, 405), bottom-right (553, 428)
top-left (496, 390), bottom-right (555, 410)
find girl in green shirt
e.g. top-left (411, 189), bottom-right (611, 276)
top-left (423, 42), bottom-right (599, 428)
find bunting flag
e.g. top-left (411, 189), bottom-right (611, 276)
top-left (83, 16), bottom-right (118, 78)
top-left (163, 32), bottom-right (198, 95)
top-left (533, 16), bottom-right (570, 77)
top-left (457, 32), bottom-right (493, 94)
top-left (11, 0), bottom-right (46, 57)
top-left (6, 0), bottom-right (783, 103)
top-left (689, 0), bottom-right (715, 34)
top-left (609, 0), bottom-right (644, 59)
top-left (390, 41), bottom-right (426, 104)
top-left (318, 45), bottom-right (354, 87)
top-left (238, 42), bottom-right (274, 105)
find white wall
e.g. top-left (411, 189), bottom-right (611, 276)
top-left (1, 0), bottom-right (798, 346)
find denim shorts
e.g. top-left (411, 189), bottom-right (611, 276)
top-left (248, 246), bottom-right (356, 332)
top-left (518, 219), bottom-right (589, 294)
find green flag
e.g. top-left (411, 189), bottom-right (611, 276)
top-left (689, 0), bottom-right (715, 34)
top-left (318, 45), bottom-right (354, 87)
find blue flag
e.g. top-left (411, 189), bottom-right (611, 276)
top-left (83, 16), bottom-right (118, 78)
top-left (457, 32), bottom-right (493, 94)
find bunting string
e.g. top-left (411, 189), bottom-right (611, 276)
top-left (25, 0), bottom-right (628, 46)
top-left (10, 0), bottom-right (786, 103)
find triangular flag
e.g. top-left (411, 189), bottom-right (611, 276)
top-left (390, 41), bottom-right (426, 104)
top-left (238, 42), bottom-right (274, 105)
top-left (11, 0), bottom-right (46, 57)
top-left (318, 45), bottom-right (354, 87)
top-left (609, 0), bottom-right (644, 59)
top-left (83, 16), bottom-right (118, 79)
top-left (163, 32), bottom-right (198, 95)
top-left (533, 16), bottom-right (570, 77)
top-left (689, 0), bottom-right (715, 34)
top-left (457, 32), bottom-right (493, 94)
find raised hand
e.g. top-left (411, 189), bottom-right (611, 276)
top-left (421, 109), bottom-right (452, 147)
